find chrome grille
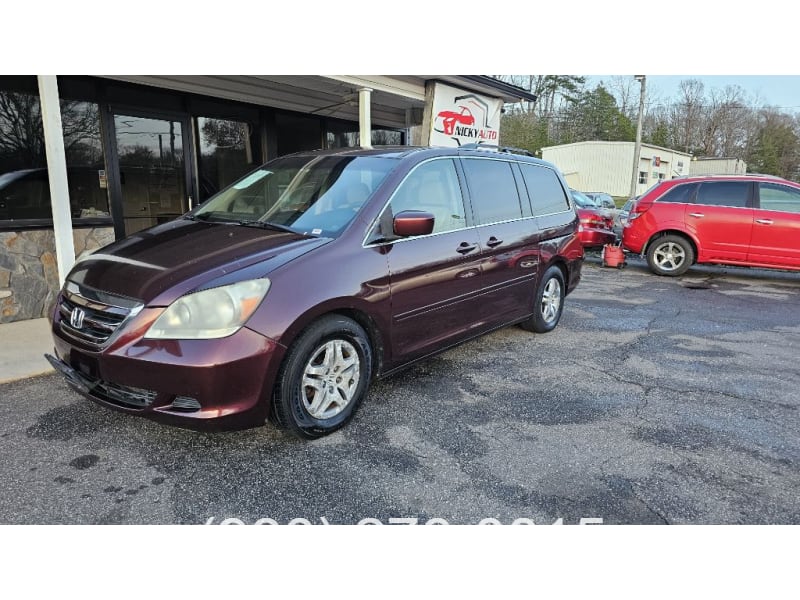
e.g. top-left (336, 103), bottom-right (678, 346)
top-left (58, 282), bottom-right (143, 350)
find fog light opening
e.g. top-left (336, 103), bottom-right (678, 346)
top-left (169, 396), bottom-right (202, 412)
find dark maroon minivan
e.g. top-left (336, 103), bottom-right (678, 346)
top-left (46, 145), bottom-right (583, 438)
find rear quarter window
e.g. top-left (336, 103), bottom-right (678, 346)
top-left (518, 163), bottom-right (570, 216)
top-left (655, 183), bottom-right (697, 204)
top-left (461, 158), bottom-right (523, 225)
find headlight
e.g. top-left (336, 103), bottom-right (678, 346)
top-left (144, 279), bottom-right (271, 340)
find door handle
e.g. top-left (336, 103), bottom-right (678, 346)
top-left (756, 219), bottom-right (773, 225)
top-left (486, 236), bottom-right (503, 248)
top-left (689, 212), bottom-right (704, 218)
top-left (456, 242), bottom-right (478, 255)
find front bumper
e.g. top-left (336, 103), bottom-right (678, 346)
top-left (49, 314), bottom-right (286, 431)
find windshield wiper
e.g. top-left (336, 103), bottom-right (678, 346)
top-left (236, 220), bottom-right (300, 234)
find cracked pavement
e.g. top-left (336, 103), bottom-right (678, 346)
top-left (1, 254), bottom-right (798, 524)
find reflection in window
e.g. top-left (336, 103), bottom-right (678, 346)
top-left (519, 163), bottom-right (569, 216)
top-left (194, 155), bottom-right (396, 238)
top-left (462, 158), bottom-right (523, 225)
top-left (759, 183), bottom-right (800, 213)
top-left (388, 159), bottom-right (466, 234)
top-left (196, 117), bottom-right (258, 201)
top-left (326, 120), bottom-right (403, 149)
top-left (0, 77), bottom-right (109, 222)
top-left (656, 183), bottom-right (697, 204)
top-left (696, 181), bottom-right (749, 208)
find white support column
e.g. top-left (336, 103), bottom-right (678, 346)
top-left (358, 87), bottom-right (372, 148)
top-left (37, 75), bottom-right (75, 286)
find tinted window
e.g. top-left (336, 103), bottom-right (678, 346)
top-left (388, 159), bottom-right (466, 235)
top-left (656, 183), bottom-right (697, 204)
top-left (758, 183), bottom-right (800, 214)
top-left (0, 77), bottom-right (109, 222)
top-left (519, 164), bottom-right (569, 216)
top-left (275, 113), bottom-right (322, 156)
top-left (461, 158), bottom-right (522, 225)
top-left (695, 182), bottom-right (749, 207)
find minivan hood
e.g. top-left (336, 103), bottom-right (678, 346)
top-left (67, 219), bottom-right (331, 305)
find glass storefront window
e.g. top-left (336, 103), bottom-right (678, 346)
top-left (325, 120), bottom-right (403, 149)
top-left (196, 117), bottom-right (259, 201)
top-left (276, 113), bottom-right (322, 157)
top-left (0, 76), bottom-right (109, 224)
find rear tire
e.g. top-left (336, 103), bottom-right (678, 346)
top-left (272, 315), bottom-right (372, 439)
top-left (520, 265), bottom-right (565, 334)
top-left (646, 234), bottom-right (694, 277)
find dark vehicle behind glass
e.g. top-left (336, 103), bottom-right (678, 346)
top-left (47, 146), bottom-right (583, 438)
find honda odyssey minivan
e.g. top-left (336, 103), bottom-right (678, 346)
top-left (46, 145), bottom-right (584, 438)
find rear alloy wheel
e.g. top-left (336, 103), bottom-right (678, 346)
top-left (520, 265), bottom-right (565, 333)
top-left (272, 315), bottom-right (372, 439)
top-left (646, 234), bottom-right (694, 277)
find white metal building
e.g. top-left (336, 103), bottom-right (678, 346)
top-left (541, 141), bottom-right (693, 197)
top-left (688, 157), bottom-right (747, 176)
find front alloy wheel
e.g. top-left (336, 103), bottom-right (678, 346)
top-left (272, 315), bottom-right (373, 439)
top-left (301, 340), bottom-right (361, 420)
top-left (647, 234), bottom-right (694, 277)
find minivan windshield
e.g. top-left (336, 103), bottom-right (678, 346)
top-left (190, 154), bottom-right (397, 237)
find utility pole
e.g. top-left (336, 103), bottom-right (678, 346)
top-left (629, 75), bottom-right (646, 199)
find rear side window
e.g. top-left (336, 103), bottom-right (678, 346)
top-left (695, 181), bottom-right (750, 208)
top-left (758, 183), bottom-right (800, 214)
top-left (655, 183), bottom-right (697, 204)
top-left (461, 158), bottom-right (523, 225)
top-left (519, 163), bottom-right (570, 216)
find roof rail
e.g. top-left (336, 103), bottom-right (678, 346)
top-left (458, 143), bottom-right (535, 157)
top-left (675, 173), bottom-right (782, 179)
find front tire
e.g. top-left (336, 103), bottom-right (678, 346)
top-left (272, 315), bottom-right (373, 439)
top-left (646, 234), bottom-right (694, 276)
top-left (520, 265), bottom-right (565, 333)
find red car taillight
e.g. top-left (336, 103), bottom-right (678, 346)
top-left (580, 216), bottom-right (607, 228)
top-left (628, 203), bottom-right (649, 222)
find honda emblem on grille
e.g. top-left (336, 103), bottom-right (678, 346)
top-left (70, 307), bottom-right (86, 329)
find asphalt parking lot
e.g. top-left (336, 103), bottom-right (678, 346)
top-left (1, 254), bottom-right (798, 524)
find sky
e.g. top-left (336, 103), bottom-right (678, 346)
top-left (587, 76), bottom-right (800, 111)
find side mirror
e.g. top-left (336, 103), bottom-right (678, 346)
top-left (393, 210), bottom-right (435, 237)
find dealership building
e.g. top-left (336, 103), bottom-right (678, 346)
top-left (0, 75), bottom-right (534, 324)
top-left (541, 141), bottom-right (694, 198)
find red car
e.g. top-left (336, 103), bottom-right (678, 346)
top-left (570, 190), bottom-right (616, 249)
top-left (437, 106), bottom-right (475, 135)
top-left (622, 174), bottom-right (800, 276)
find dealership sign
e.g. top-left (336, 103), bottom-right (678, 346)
top-left (428, 82), bottom-right (503, 147)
